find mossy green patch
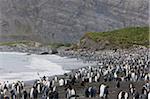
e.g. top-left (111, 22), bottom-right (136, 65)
top-left (0, 40), bottom-right (37, 47)
top-left (82, 27), bottom-right (149, 48)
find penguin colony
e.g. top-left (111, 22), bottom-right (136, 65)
top-left (0, 47), bottom-right (149, 99)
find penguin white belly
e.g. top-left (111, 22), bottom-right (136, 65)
top-left (148, 92), bottom-right (150, 99)
top-left (89, 77), bottom-right (92, 83)
top-left (99, 85), bottom-right (105, 97)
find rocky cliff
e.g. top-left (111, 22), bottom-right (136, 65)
top-left (0, 0), bottom-right (148, 44)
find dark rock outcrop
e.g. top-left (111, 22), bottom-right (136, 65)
top-left (0, 0), bottom-right (148, 43)
top-left (40, 52), bottom-right (49, 55)
top-left (51, 48), bottom-right (58, 54)
top-left (79, 37), bottom-right (112, 50)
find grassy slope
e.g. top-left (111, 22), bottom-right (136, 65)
top-left (82, 27), bottom-right (149, 48)
top-left (0, 40), bottom-right (41, 47)
top-left (0, 41), bottom-right (71, 48)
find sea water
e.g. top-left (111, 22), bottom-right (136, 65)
top-left (0, 52), bottom-right (94, 82)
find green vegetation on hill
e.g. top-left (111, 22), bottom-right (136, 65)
top-left (0, 40), bottom-right (41, 47)
top-left (82, 27), bottom-right (149, 48)
top-left (0, 41), bottom-right (28, 46)
top-left (0, 40), bottom-right (71, 48)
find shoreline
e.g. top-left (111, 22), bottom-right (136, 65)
top-left (0, 45), bottom-right (52, 54)
top-left (0, 50), bottom-right (96, 84)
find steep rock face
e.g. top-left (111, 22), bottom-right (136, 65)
top-left (0, 0), bottom-right (148, 43)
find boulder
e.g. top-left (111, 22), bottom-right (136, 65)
top-left (51, 48), bottom-right (58, 54)
top-left (40, 52), bottom-right (49, 55)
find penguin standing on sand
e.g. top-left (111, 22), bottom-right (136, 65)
top-left (66, 87), bottom-right (71, 99)
top-left (22, 89), bottom-right (28, 99)
top-left (59, 79), bottom-right (64, 86)
top-left (131, 71), bottom-right (137, 82)
top-left (54, 76), bottom-right (58, 82)
top-left (85, 87), bottom-right (90, 97)
top-left (10, 89), bottom-right (16, 99)
top-left (133, 91), bottom-right (139, 99)
top-left (99, 84), bottom-right (106, 98)
top-left (89, 77), bottom-right (92, 83)
top-left (129, 83), bottom-right (135, 95)
top-left (94, 75), bottom-right (98, 82)
top-left (53, 90), bottom-right (59, 99)
top-left (30, 87), bottom-right (34, 99)
top-left (37, 81), bottom-right (41, 94)
top-left (69, 87), bottom-right (76, 99)
top-left (16, 83), bottom-right (21, 98)
top-left (148, 92), bottom-right (150, 99)
top-left (118, 91), bottom-right (128, 99)
top-left (116, 80), bottom-right (120, 88)
top-left (33, 87), bottom-right (38, 99)
top-left (75, 73), bottom-right (78, 80)
top-left (6, 81), bottom-right (10, 89)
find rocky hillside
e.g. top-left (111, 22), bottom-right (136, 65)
top-left (79, 27), bottom-right (149, 50)
top-left (0, 0), bottom-right (148, 43)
